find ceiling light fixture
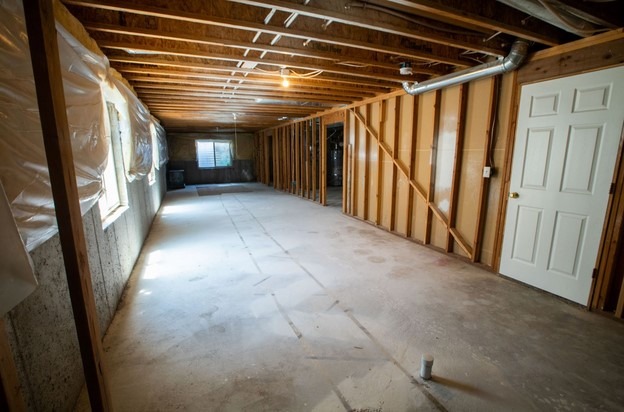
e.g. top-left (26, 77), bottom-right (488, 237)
top-left (280, 68), bottom-right (290, 88)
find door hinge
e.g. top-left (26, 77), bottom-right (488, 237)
top-left (610, 182), bottom-right (616, 194)
top-left (592, 268), bottom-right (598, 279)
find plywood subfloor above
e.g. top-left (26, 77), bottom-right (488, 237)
top-left (76, 184), bottom-right (624, 411)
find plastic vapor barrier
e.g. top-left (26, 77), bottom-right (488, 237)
top-left (113, 78), bottom-right (153, 181)
top-left (0, 0), bottom-right (165, 251)
top-left (151, 116), bottom-right (168, 169)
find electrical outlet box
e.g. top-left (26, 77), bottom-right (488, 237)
top-left (483, 166), bottom-right (492, 178)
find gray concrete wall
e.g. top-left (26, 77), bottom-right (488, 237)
top-left (1, 168), bottom-right (166, 411)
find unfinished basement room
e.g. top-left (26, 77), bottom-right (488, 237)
top-left (2, 0), bottom-right (624, 411)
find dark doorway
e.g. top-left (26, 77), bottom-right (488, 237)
top-left (326, 123), bottom-right (343, 208)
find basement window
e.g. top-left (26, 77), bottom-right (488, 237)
top-left (197, 140), bottom-right (233, 168)
top-left (99, 103), bottom-right (128, 227)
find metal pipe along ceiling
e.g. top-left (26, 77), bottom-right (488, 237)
top-left (402, 40), bottom-right (529, 96)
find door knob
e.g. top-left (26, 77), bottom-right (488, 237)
top-left (509, 192), bottom-right (519, 198)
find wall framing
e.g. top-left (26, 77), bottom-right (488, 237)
top-left (255, 30), bottom-right (624, 318)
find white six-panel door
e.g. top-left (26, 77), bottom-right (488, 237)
top-left (500, 66), bottom-right (624, 305)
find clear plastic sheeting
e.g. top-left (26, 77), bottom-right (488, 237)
top-left (151, 116), bottom-right (168, 169)
top-left (0, 0), bottom-right (108, 250)
top-left (0, 179), bottom-right (37, 316)
top-left (112, 79), bottom-right (153, 180)
top-left (0, 0), bottom-right (165, 251)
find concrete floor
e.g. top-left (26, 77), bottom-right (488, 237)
top-left (85, 183), bottom-right (624, 411)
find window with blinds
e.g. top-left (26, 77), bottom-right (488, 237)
top-left (197, 140), bottom-right (233, 168)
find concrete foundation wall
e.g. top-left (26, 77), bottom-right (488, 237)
top-left (1, 168), bottom-right (166, 411)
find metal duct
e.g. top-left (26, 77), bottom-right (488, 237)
top-left (402, 40), bottom-right (529, 96)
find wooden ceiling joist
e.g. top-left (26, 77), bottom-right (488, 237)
top-left (227, 0), bottom-right (508, 55)
top-left (99, 41), bottom-right (412, 83)
top-left (375, 0), bottom-right (570, 46)
top-left (64, 0), bottom-right (472, 67)
top-left (60, 0), bottom-right (614, 131)
top-left (108, 57), bottom-right (397, 91)
top-left (84, 22), bottom-right (444, 75)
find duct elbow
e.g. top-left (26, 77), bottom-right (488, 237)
top-left (402, 81), bottom-right (418, 95)
top-left (501, 40), bottom-right (529, 73)
top-left (400, 40), bottom-right (528, 96)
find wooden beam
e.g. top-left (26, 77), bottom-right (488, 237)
top-left (23, 1), bottom-right (112, 410)
top-left (518, 30), bottom-right (624, 85)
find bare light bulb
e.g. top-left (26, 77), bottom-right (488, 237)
top-left (280, 68), bottom-right (290, 88)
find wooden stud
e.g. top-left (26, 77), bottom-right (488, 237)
top-left (342, 113), bottom-right (348, 212)
top-left (363, 104), bottom-right (371, 221)
top-left (302, 122), bottom-right (307, 198)
top-left (592, 123), bottom-right (624, 312)
top-left (347, 143), bottom-right (354, 214)
top-left (352, 109), bottom-right (360, 216)
top-left (376, 101), bottom-right (385, 226)
top-left (492, 71), bottom-right (521, 273)
top-left (23, 1), bottom-right (112, 410)
top-left (0, 319), bottom-right (26, 412)
top-left (425, 90), bottom-right (442, 245)
top-left (321, 118), bottom-right (328, 205)
top-left (264, 133), bottom-right (270, 184)
top-left (306, 121), bottom-right (311, 199)
top-left (281, 127), bottom-right (286, 191)
top-left (406, 95), bottom-right (419, 238)
top-left (390, 97), bottom-right (401, 232)
top-left (271, 132), bottom-right (280, 189)
top-left (275, 128), bottom-right (281, 190)
top-left (289, 126), bottom-right (293, 192)
top-left (312, 119), bottom-right (318, 202)
top-left (299, 122), bottom-right (303, 196)
top-left (446, 84), bottom-right (469, 253)
top-left (472, 77), bottom-right (499, 263)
